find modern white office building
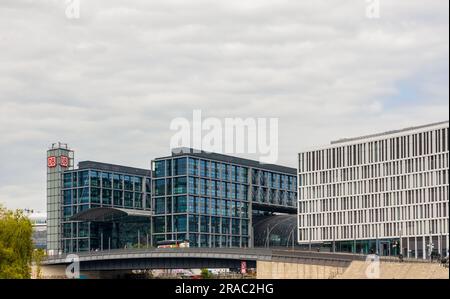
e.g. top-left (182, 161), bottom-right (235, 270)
top-left (297, 121), bottom-right (449, 259)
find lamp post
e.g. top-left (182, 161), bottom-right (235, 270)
top-left (138, 230), bottom-right (140, 249)
top-left (399, 227), bottom-right (403, 257)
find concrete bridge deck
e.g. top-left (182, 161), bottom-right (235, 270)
top-left (43, 247), bottom-right (418, 271)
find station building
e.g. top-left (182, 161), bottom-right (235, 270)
top-left (46, 144), bottom-right (297, 254)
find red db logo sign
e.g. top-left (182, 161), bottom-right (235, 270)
top-left (60, 156), bottom-right (69, 167)
top-left (47, 156), bottom-right (57, 168)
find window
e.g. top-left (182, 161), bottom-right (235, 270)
top-left (200, 179), bottom-right (207, 196)
top-left (188, 196), bottom-right (196, 213)
top-left (154, 179), bottom-right (166, 196)
top-left (63, 206), bottom-right (72, 218)
top-left (174, 158), bottom-right (187, 176)
top-left (124, 175), bottom-right (133, 191)
top-left (174, 196), bottom-right (187, 213)
top-left (63, 223), bottom-right (72, 238)
top-left (199, 197), bottom-right (208, 214)
top-left (222, 218), bottom-right (230, 234)
top-left (145, 194), bottom-right (151, 209)
top-left (79, 171), bottom-right (89, 187)
top-left (90, 188), bottom-right (100, 203)
top-left (189, 158), bottom-right (199, 176)
top-left (146, 178), bottom-right (151, 193)
top-left (154, 217), bottom-right (165, 233)
top-left (113, 190), bottom-right (122, 206)
top-left (189, 177), bottom-right (198, 195)
top-left (63, 173), bottom-right (72, 188)
top-left (232, 219), bottom-right (240, 235)
top-left (211, 162), bottom-right (219, 179)
top-left (231, 166), bottom-right (238, 182)
top-left (133, 177), bottom-right (142, 192)
top-left (155, 198), bottom-right (165, 214)
top-left (78, 223), bottom-right (89, 238)
top-left (174, 177), bottom-right (187, 194)
top-left (174, 215), bottom-right (187, 232)
top-left (200, 216), bottom-right (209, 233)
top-left (124, 191), bottom-right (133, 207)
top-left (166, 160), bottom-right (172, 177)
top-left (155, 160), bottom-right (165, 178)
top-left (63, 190), bottom-right (72, 205)
top-left (134, 193), bottom-right (142, 208)
top-left (90, 171), bottom-right (100, 187)
top-left (102, 189), bottom-right (112, 205)
top-left (221, 164), bottom-right (229, 181)
top-left (102, 172), bottom-right (112, 189)
top-left (113, 174), bottom-right (123, 189)
top-left (189, 233), bottom-right (198, 247)
top-left (189, 215), bottom-right (199, 232)
top-left (166, 197), bottom-right (172, 213)
top-left (79, 187), bottom-right (89, 203)
top-left (200, 160), bottom-right (209, 177)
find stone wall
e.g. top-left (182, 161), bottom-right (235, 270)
top-left (256, 260), bottom-right (347, 279)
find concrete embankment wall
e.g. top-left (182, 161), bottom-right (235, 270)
top-left (256, 260), bottom-right (348, 279)
top-left (257, 260), bottom-right (449, 279)
top-left (337, 261), bottom-right (449, 279)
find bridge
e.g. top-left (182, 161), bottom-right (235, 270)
top-left (43, 247), bottom-right (364, 272)
top-left (41, 248), bottom-right (444, 279)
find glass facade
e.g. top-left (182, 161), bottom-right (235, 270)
top-left (152, 154), bottom-right (297, 248)
top-left (61, 167), bottom-right (151, 253)
top-left (54, 149), bottom-right (297, 253)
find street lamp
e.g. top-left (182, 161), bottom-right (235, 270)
top-left (286, 227), bottom-right (296, 250)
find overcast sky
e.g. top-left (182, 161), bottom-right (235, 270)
top-left (0, 0), bottom-right (448, 212)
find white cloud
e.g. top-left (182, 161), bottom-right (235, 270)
top-left (0, 0), bottom-right (448, 211)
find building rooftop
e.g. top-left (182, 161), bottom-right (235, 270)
top-left (155, 147), bottom-right (297, 175)
top-left (331, 120), bottom-right (449, 145)
top-left (77, 161), bottom-right (151, 177)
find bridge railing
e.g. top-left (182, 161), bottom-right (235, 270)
top-left (44, 247), bottom-right (275, 262)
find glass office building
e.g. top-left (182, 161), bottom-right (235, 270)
top-left (47, 145), bottom-right (297, 253)
top-left (60, 161), bottom-right (152, 252)
top-left (151, 148), bottom-right (297, 248)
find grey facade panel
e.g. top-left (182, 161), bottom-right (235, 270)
top-left (78, 161), bottom-right (151, 177)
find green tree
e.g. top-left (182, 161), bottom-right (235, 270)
top-left (200, 268), bottom-right (212, 279)
top-left (32, 249), bottom-right (46, 279)
top-left (0, 205), bottom-right (34, 279)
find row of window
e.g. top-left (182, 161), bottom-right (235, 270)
top-left (300, 128), bottom-right (449, 172)
top-left (251, 169), bottom-right (297, 191)
top-left (300, 202), bottom-right (448, 227)
top-left (300, 154), bottom-right (448, 185)
top-left (153, 215), bottom-right (249, 235)
top-left (154, 158), bottom-right (297, 192)
top-left (63, 222), bottom-right (89, 238)
top-left (299, 219), bottom-right (448, 242)
top-left (251, 187), bottom-right (296, 206)
top-left (63, 188), bottom-right (150, 211)
top-left (299, 172), bottom-right (448, 200)
top-left (154, 177), bottom-right (250, 200)
top-left (154, 196), bottom-right (249, 217)
top-left (154, 158), bottom-right (249, 182)
top-left (63, 170), bottom-right (150, 192)
top-left (299, 186), bottom-right (448, 213)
